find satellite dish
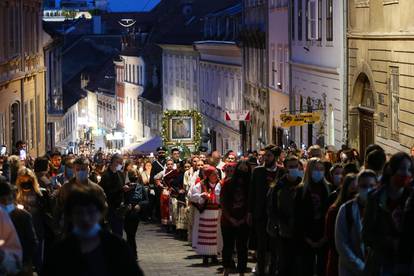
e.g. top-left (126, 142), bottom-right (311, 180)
top-left (118, 19), bottom-right (136, 28)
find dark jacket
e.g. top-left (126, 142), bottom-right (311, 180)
top-left (400, 188), bottom-right (414, 274)
top-left (248, 166), bottom-right (285, 221)
top-left (100, 169), bottom-right (125, 209)
top-left (42, 231), bottom-right (144, 276)
top-left (9, 208), bottom-right (38, 269)
top-left (125, 182), bottom-right (149, 208)
top-left (294, 180), bottom-right (332, 242)
top-left (150, 159), bottom-right (165, 185)
top-left (362, 186), bottom-right (411, 275)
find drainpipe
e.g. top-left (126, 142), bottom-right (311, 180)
top-left (343, 0), bottom-right (349, 147)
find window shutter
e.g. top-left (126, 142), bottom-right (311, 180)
top-left (307, 0), bottom-right (318, 40)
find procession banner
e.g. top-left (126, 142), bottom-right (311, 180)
top-left (280, 112), bottom-right (321, 128)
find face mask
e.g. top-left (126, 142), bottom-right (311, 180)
top-left (21, 181), bottom-right (33, 190)
top-left (358, 187), bottom-right (372, 206)
top-left (311, 171), bottom-right (324, 183)
top-left (1, 203), bottom-right (15, 214)
top-left (76, 171), bottom-right (88, 182)
top-left (288, 168), bottom-right (301, 179)
top-left (66, 168), bottom-right (74, 179)
top-left (297, 170), bottom-right (304, 178)
top-left (73, 223), bottom-right (101, 239)
top-left (392, 175), bottom-right (412, 189)
top-left (116, 164), bottom-right (123, 172)
top-left (97, 175), bottom-right (101, 182)
top-left (333, 175), bottom-right (342, 186)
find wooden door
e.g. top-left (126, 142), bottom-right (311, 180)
top-left (359, 109), bottom-right (374, 159)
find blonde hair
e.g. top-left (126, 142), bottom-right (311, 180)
top-left (16, 167), bottom-right (42, 201)
top-left (301, 157), bottom-right (330, 196)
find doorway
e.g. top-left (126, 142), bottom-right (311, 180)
top-left (359, 108), bottom-right (374, 159)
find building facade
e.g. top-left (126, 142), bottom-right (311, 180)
top-left (194, 3), bottom-right (243, 154)
top-left (0, 0), bottom-right (47, 156)
top-left (161, 45), bottom-right (199, 111)
top-left (290, 0), bottom-right (345, 149)
top-left (241, 0), bottom-right (269, 151)
top-left (347, 0), bottom-right (414, 156)
top-left (268, 0), bottom-right (290, 147)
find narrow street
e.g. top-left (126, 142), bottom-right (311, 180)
top-left (137, 223), bottom-right (254, 276)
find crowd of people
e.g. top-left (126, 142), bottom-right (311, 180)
top-left (0, 140), bottom-right (413, 276)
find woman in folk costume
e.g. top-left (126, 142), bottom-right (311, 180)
top-left (190, 165), bottom-right (222, 265)
top-left (154, 159), bottom-right (179, 229)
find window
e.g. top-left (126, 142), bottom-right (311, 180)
top-left (30, 100), bottom-right (35, 149)
top-left (271, 45), bottom-right (276, 87)
top-left (132, 65), bottom-right (135, 83)
top-left (327, 104), bottom-right (335, 145)
top-left (307, 0), bottom-right (319, 41)
top-left (277, 45), bottom-right (283, 89)
top-left (390, 67), bottom-right (399, 140)
top-left (24, 103), bottom-right (29, 146)
top-left (0, 113), bottom-right (4, 146)
top-left (291, 0), bottom-right (295, 40)
top-left (298, 0), bottom-right (303, 41)
top-left (326, 0), bottom-right (333, 41)
top-left (128, 64), bottom-right (131, 82)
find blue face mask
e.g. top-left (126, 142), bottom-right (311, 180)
top-left (66, 168), bottom-right (74, 179)
top-left (312, 171), bottom-right (325, 183)
top-left (73, 223), bottom-right (101, 239)
top-left (1, 203), bottom-right (15, 214)
top-left (76, 170), bottom-right (88, 182)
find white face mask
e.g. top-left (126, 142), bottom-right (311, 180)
top-left (116, 164), bottom-right (123, 172)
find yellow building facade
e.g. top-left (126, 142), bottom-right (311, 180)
top-left (348, 0), bottom-right (414, 156)
top-left (0, 0), bottom-right (47, 157)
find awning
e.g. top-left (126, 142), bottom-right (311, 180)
top-left (124, 136), bottom-right (162, 154)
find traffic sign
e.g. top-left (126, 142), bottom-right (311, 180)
top-left (225, 110), bottom-right (251, 121)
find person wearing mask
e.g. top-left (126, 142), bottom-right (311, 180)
top-left (327, 164), bottom-right (345, 206)
top-left (99, 154), bottom-right (126, 237)
top-left (335, 170), bottom-right (377, 276)
top-left (43, 187), bottom-right (143, 276)
top-left (247, 145), bottom-right (284, 276)
top-left (0, 207), bottom-right (22, 275)
top-left (15, 168), bottom-right (54, 273)
top-left (274, 155), bottom-right (303, 276)
top-left (190, 166), bottom-right (222, 265)
top-left (0, 178), bottom-right (37, 276)
top-left (294, 157), bottom-right (332, 276)
top-left (220, 161), bottom-right (251, 276)
top-left (150, 147), bottom-right (167, 222)
top-left (123, 169), bottom-right (149, 260)
top-left (363, 152), bottom-right (413, 275)
top-left (325, 174), bottom-right (358, 276)
top-left (55, 157), bottom-right (106, 233)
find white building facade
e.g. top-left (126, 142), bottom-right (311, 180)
top-left (114, 54), bottom-right (147, 146)
top-left (290, 0), bottom-right (345, 149)
top-left (161, 45), bottom-right (199, 111)
top-left (195, 42), bottom-right (243, 154)
top-left (268, 0), bottom-right (290, 147)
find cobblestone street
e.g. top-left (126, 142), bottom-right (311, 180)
top-left (137, 223), bottom-right (254, 276)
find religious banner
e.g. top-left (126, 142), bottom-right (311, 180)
top-left (280, 112), bottom-right (321, 128)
